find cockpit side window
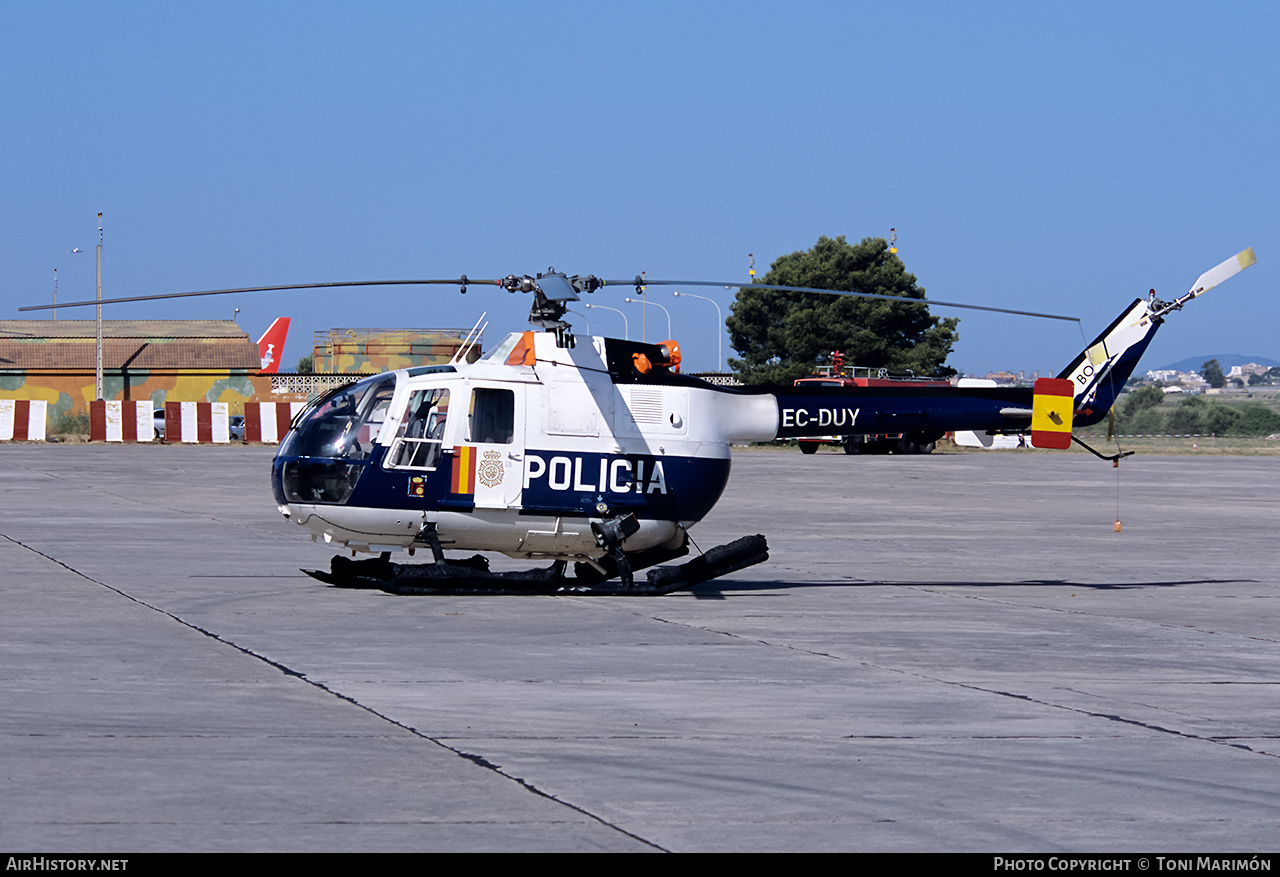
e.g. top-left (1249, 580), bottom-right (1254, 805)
top-left (468, 387), bottom-right (514, 444)
top-left (386, 388), bottom-right (450, 470)
top-left (355, 382), bottom-right (396, 455)
top-left (280, 374), bottom-right (398, 460)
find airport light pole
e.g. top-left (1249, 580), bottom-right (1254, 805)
top-left (583, 302), bottom-right (628, 339)
top-left (672, 290), bottom-right (723, 370)
top-left (95, 213), bottom-right (103, 401)
top-left (624, 297), bottom-right (670, 341)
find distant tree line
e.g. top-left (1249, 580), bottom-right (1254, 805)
top-left (1112, 385), bottom-right (1280, 436)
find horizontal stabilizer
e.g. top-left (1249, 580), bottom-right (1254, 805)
top-left (954, 430), bottom-right (996, 448)
top-left (954, 431), bottom-right (1023, 449)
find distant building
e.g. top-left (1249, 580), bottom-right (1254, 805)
top-left (0, 319), bottom-right (274, 419)
top-left (312, 328), bottom-right (478, 374)
top-left (977, 370), bottom-right (1040, 386)
top-left (2, 321), bottom-right (491, 428)
top-left (983, 371), bottom-right (1019, 386)
top-left (1145, 368), bottom-right (1207, 389)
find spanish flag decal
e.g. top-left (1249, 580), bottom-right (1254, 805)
top-left (451, 446), bottom-right (476, 495)
top-left (1031, 378), bottom-right (1075, 450)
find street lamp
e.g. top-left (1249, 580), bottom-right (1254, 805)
top-left (95, 213), bottom-right (103, 401)
top-left (583, 302), bottom-right (628, 339)
top-left (672, 290), bottom-right (723, 370)
top-left (624, 297), bottom-right (671, 341)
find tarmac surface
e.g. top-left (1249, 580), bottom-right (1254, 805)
top-left (2, 443), bottom-right (1278, 852)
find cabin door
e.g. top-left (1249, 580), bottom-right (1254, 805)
top-left (456, 384), bottom-right (525, 510)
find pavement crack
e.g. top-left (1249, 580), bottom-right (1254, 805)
top-left (1, 529), bottom-right (668, 852)
top-left (636, 604), bottom-right (1280, 761)
top-left (950, 682), bottom-right (1277, 757)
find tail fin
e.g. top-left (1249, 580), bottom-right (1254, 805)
top-left (1056, 299), bottom-right (1160, 426)
top-left (257, 317), bottom-right (291, 374)
top-left (1058, 246), bottom-right (1257, 427)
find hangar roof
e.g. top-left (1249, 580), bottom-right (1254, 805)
top-left (0, 320), bottom-right (259, 371)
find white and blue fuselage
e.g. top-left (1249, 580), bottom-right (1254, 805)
top-left (273, 332), bottom-right (774, 560)
top-left (272, 300), bottom-right (1163, 564)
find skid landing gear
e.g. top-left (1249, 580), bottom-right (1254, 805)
top-left (302, 534), bottom-right (769, 596)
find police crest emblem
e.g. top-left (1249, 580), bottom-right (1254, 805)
top-left (477, 450), bottom-right (504, 488)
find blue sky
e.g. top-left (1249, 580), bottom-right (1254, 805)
top-left (3, 1), bottom-right (1275, 375)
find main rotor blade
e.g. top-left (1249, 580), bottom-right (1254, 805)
top-left (620, 279), bottom-right (1080, 322)
top-left (18, 279), bottom-right (489, 312)
top-left (21, 273), bottom-right (1079, 323)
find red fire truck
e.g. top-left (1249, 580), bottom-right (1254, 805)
top-left (794, 352), bottom-right (951, 454)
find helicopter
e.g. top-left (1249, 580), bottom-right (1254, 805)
top-left (21, 248), bottom-right (1256, 594)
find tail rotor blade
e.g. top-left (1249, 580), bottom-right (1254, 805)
top-left (1188, 247), bottom-right (1257, 300)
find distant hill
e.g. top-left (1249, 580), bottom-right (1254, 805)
top-left (1156, 354), bottom-right (1280, 372)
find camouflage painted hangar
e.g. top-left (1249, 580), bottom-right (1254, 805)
top-left (0, 320), bottom-right (477, 426)
top-left (312, 327), bottom-right (477, 374)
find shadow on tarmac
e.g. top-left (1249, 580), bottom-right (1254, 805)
top-left (299, 575), bottom-right (1249, 599)
top-left (685, 576), bottom-right (1249, 598)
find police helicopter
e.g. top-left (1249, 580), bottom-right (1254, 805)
top-left (22, 248), bottom-right (1257, 594)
